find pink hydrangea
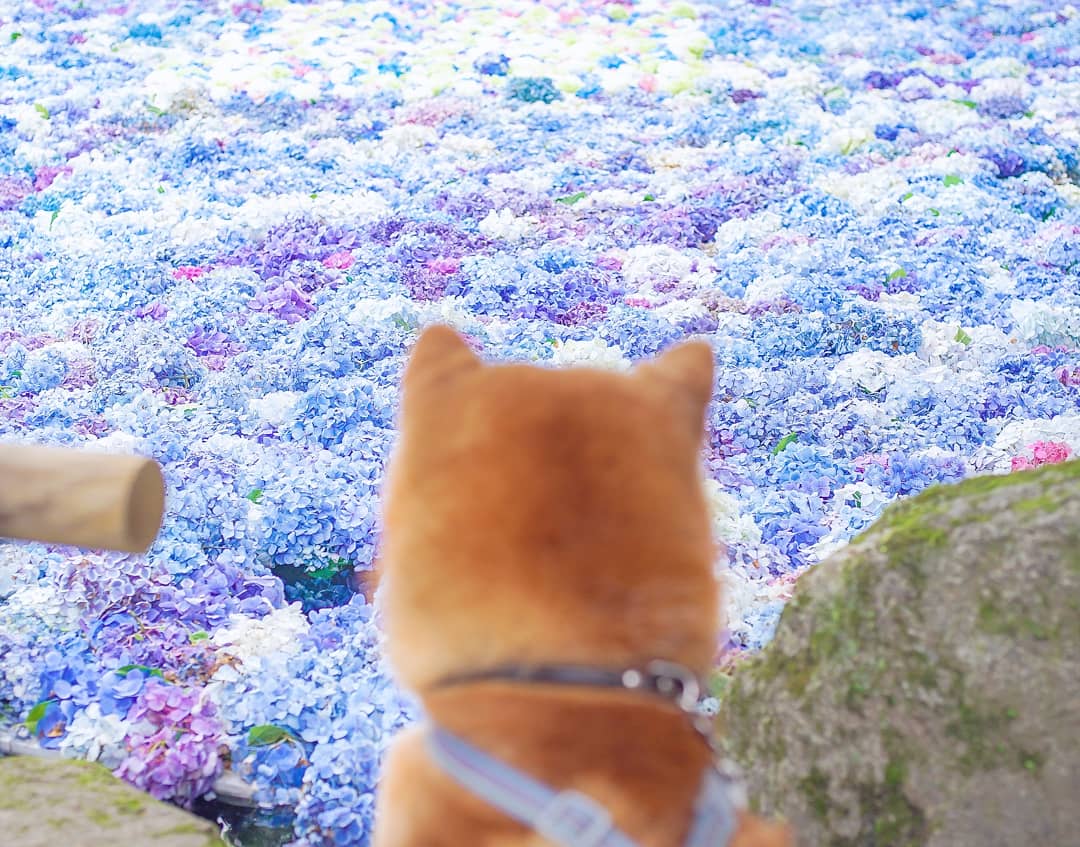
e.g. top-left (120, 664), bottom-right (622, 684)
top-left (322, 250), bottom-right (355, 270)
top-left (114, 681), bottom-right (223, 806)
top-left (1010, 441), bottom-right (1072, 471)
top-left (172, 265), bottom-right (208, 281)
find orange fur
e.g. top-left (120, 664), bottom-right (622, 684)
top-left (375, 325), bottom-right (792, 847)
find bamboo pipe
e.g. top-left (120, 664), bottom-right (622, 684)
top-left (0, 443), bottom-right (165, 554)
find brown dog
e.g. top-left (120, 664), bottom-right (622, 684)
top-left (374, 325), bottom-right (792, 847)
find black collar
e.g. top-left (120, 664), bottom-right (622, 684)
top-left (433, 659), bottom-right (740, 782)
top-left (433, 659), bottom-right (706, 713)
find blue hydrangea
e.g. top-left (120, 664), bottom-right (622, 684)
top-left (1, 0), bottom-right (1078, 841)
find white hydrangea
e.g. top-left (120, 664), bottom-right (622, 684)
top-left (703, 478), bottom-right (761, 547)
top-left (620, 245), bottom-right (697, 288)
top-left (831, 349), bottom-right (920, 394)
top-left (992, 415), bottom-right (1080, 457)
top-left (1010, 299), bottom-right (1080, 347)
top-left (548, 339), bottom-right (631, 371)
top-left (248, 392), bottom-right (303, 428)
top-left (211, 603), bottom-right (310, 671)
top-left (478, 208), bottom-right (534, 242)
top-left (60, 703), bottom-right (131, 768)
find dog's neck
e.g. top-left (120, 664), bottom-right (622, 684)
top-left (423, 660), bottom-right (718, 755)
top-left (433, 660), bottom-right (706, 712)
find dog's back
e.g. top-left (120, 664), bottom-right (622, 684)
top-left (375, 325), bottom-right (790, 847)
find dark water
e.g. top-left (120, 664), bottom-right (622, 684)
top-left (194, 798), bottom-right (296, 847)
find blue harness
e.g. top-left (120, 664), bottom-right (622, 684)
top-left (426, 662), bottom-right (746, 847)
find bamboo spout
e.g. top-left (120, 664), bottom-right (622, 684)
top-left (0, 443), bottom-right (165, 554)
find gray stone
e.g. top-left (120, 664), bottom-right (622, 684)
top-left (721, 460), bottom-right (1080, 847)
top-left (0, 755), bottom-right (224, 847)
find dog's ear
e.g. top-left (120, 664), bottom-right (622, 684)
top-left (636, 341), bottom-right (714, 431)
top-left (404, 325), bottom-right (481, 393)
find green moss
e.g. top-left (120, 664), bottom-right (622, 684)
top-left (1011, 493), bottom-right (1066, 513)
top-left (831, 769), bottom-right (928, 847)
top-left (799, 767), bottom-right (830, 821)
top-left (157, 823), bottom-right (212, 836)
top-left (902, 649), bottom-right (941, 691)
top-left (1019, 751), bottom-right (1045, 774)
top-left (844, 658), bottom-right (887, 713)
top-left (857, 460), bottom-right (1080, 554)
top-left (785, 662), bottom-right (813, 697)
top-left (74, 759), bottom-right (122, 789)
top-left (112, 793), bottom-right (148, 814)
top-left (876, 520), bottom-right (944, 591)
top-left (0, 757), bottom-right (220, 843)
top-left (753, 716), bottom-right (789, 763)
top-left (884, 757), bottom-right (906, 789)
top-left (908, 460), bottom-right (1080, 508)
top-left (726, 461), bottom-right (1080, 830)
top-left (945, 701), bottom-right (1027, 773)
top-left (976, 598), bottom-right (1055, 640)
top-left (865, 783), bottom-right (928, 847)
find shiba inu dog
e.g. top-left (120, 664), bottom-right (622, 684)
top-left (374, 325), bottom-right (791, 847)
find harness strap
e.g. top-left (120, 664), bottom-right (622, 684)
top-left (427, 729), bottom-right (739, 847)
top-left (428, 728), bottom-right (636, 847)
top-left (683, 768), bottom-right (739, 847)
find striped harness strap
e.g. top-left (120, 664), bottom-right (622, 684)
top-left (427, 728), bottom-right (740, 847)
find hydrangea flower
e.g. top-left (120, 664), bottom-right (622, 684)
top-left (1, 0), bottom-right (1078, 842)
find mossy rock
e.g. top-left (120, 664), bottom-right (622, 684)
top-left (0, 756), bottom-right (224, 847)
top-left (721, 460), bottom-right (1080, 847)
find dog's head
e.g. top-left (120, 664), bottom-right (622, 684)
top-left (379, 325), bottom-right (719, 693)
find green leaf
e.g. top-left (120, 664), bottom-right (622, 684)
top-left (10, 32), bottom-right (21, 42)
top-left (34, 103), bottom-right (50, 120)
top-left (247, 724), bottom-right (297, 747)
top-left (49, 210), bottom-right (59, 228)
top-left (852, 490), bottom-right (863, 509)
top-left (643, 194), bottom-right (656, 202)
top-left (706, 670), bottom-right (732, 699)
top-left (899, 192), bottom-right (913, 202)
top-left (145, 103), bottom-right (167, 117)
top-left (771, 433), bottom-right (800, 456)
top-left (25, 699), bottom-right (55, 735)
top-left (887, 268), bottom-right (907, 281)
top-left (556, 191), bottom-right (587, 206)
top-left (188, 630), bottom-right (209, 643)
top-left (929, 208), bottom-right (940, 217)
top-left (943, 174), bottom-right (963, 187)
top-left (157, 185), bottom-right (166, 194)
top-left (246, 488), bottom-right (264, 504)
top-left (304, 556), bottom-right (352, 581)
top-left (953, 98), bottom-right (977, 109)
top-left (955, 328), bottom-right (972, 345)
top-left (116, 664), bottom-right (165, 679)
